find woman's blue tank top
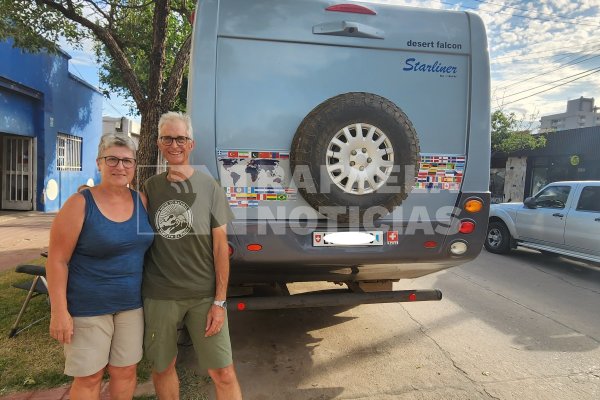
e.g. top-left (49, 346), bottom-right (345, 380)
top-left (67, 189), bottom-right (154, 317)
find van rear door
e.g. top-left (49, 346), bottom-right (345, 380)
top-left (213, 0), bottom-right (472, 220)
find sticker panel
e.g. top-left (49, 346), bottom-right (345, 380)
top-left (414, 154), bottom-right (465, 191)
top-left (218, 150), bottom-right (295, 208)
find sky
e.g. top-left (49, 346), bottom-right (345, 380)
top-left (63, 0), bottom-right (600, 130)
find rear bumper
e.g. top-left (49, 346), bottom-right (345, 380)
top-left (227, 191), bottom-right (490, 284)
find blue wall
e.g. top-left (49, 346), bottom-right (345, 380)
top-left (0, 39), bottom-right (102, 211)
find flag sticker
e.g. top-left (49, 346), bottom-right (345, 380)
top-left (413, 154), bottom-right (466, 191)
top-left (387, 231), bottom-right (399, 245)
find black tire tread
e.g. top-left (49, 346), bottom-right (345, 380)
top-left (290, 92), bottom-right (420, 223)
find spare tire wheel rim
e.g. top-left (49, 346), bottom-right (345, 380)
top-left (325, 123), bottom-right (394, 195)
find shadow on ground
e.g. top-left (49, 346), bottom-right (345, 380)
top-left (178, 305), bottom-right (355, 400)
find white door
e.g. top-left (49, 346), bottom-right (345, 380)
top-left (515, 184), bottom-right (573, 246)
top-left (564, 184), bottom-right (600, 256)
top-left (2, 136), bottom-right (34, 210)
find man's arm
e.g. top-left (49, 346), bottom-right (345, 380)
top-left (212, 224), bottom-right (230, 301)
top-left (205, 224), bottom-right (229, 337)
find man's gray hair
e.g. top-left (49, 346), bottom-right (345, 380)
top-left (158, 111), bottom-right (193, 139)
top-left (97, 133), bottom-right (137, 158)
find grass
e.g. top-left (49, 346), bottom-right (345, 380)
top-left (0, 259), bottom-right (154, 396)
top-left (0, 258), bottom-right (66, 395)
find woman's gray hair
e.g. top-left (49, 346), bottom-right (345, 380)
top-left (158, 111), bottom-right (193, 139)
top-left (97, 133), bottom-right (137, 158)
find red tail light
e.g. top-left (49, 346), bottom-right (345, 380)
top-left (459, 220), bottom-right (475, 234)
top-left (247, 244), bottom-right (262, 251)
top-left (409, 293), bottom-right (417, 301)
top-left (326, 4), bottom-right (376, 15)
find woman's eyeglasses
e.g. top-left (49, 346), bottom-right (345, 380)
top-left (99, 156), bottom-right (136, 169)
top-left (158, 136), bottom-right (191, 146)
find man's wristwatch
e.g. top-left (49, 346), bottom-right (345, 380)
top-left (213, 300), bottom-right (227, 309)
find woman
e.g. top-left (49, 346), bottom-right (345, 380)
top-left (46, 134), bottom-right (153, 400)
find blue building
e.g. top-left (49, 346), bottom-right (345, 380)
top-left (0, 39), bottom-right (102, 212)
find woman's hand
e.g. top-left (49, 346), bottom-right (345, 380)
top-left (50, 310), bottom-right (74, 344)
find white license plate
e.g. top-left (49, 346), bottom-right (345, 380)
top-left (312, 231), bottom-right (384, 247)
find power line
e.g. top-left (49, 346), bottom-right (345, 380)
top-left (500, 63), bottom-right (600, 99)
top-left (492, 41), bottom-right (600, 62)
top-left (103, 99), bottom-right (125, 116)
top-left (493, 49), bottom-right (590, 65)
top-left (494, 68), bottom-right (600, 108)
top-left (495, 49), bottom-right (600, 90)
top-left (474, 0), bottom-right (600, 24)
top-left (439, 0), bottom-right (600, 28)
top-left (69, 62), bottom-right (87, 82)
top-left (69, 59), bottom-right (126, 117)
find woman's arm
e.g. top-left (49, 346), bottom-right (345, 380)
top-left (46, 193), bottom-right (86, 344)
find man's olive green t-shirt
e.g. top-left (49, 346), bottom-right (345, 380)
top-left (142, 171), bottom-right (234, 299)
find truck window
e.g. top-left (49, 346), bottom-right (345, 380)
top-left (535, 185), bottom-right (571, 209)
top-left (576, 186), bottom-right (600, 212)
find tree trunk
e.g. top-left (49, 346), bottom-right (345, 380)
top-left (135, 106), bottom-right (162, 190)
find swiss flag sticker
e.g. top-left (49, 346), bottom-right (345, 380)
top-left (315, 234), bottom-right (322, 243)
top-left (387, 231), bottom-right (399, 245)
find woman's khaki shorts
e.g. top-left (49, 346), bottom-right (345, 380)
top-left (64, 308), bottom-right (144, 377)
top-left (143, 297), bottom-right (233, 373)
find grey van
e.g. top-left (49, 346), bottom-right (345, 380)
top-left (188, 0), bottom-right (491, 295)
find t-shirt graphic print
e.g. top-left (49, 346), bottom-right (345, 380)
top-left (155, 199), bottom-right (193, 239)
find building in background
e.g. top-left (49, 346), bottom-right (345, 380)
top-left (102, 116), bottom-right (140, 146)
top-left (491, 126), bottom-right (600, 203)
top-left (0, 39), bottom-right (102, 212)
top-left (539, 97), bottom-right (600, 132)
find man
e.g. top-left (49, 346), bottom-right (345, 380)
top-left (143, 111), bottom-right (242, 400)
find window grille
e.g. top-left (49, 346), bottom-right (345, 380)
top-left (56, 133), bottom-right (82, 171)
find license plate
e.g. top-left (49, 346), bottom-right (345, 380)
top-left (312, 231), bottom-right (384, 247)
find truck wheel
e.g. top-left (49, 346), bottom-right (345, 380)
top-left (290, 92), bottom-right (420, 222)
top-left (485, 221), bottom-right (511, 254)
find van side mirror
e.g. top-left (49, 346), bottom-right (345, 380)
top-left (523, 197), bottom-right (537, 209)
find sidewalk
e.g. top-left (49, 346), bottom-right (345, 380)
top-left (0, 211), bottom-right (54, 272)
top-left (0, 380), bottom-right (155, 399)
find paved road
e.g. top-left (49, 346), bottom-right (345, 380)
top-left (182, 249), bottom-right (600, 400)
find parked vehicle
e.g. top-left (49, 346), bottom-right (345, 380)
top-left (188, 0), bottom-right (491, 308)
top-left (485, 181), bottom-right (600, 263)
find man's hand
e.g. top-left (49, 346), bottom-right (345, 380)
top-left (205, 305), bottom-right (226, 337)
top-left (50, 310), bottom-right (74, 344)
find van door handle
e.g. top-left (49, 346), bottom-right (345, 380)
top-left (313, 21), bottom-right (384, 39)
top-left (552, 213), bottom-right (564, 218)
top-left (595, 218), bottom-right (600, 222)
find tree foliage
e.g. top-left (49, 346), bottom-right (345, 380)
top-left (0, 0), bottom-right (194, 185)
top-left (491, 110), bottom-right (546, 154)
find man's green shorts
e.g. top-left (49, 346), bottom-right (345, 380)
top-left (143, 297), bottom-right (233, 372)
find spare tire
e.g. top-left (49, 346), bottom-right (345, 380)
top-left (290, 92), bottom-right (420, 223)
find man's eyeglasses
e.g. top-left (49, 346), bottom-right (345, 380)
top-left (158, 136), bottom-right (192, 146)
top-left (99, 156), bottom-right (136, 169)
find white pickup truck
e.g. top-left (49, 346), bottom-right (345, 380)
top-left (485, 181), bottom-right (600, 263)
